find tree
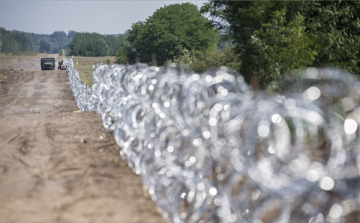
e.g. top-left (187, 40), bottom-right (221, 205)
top-left (68, 30), bottom-right (77, 39)
top-left (1, 37), bottom-right (19, 53)
top-left (305, 1), bottom-right (360, 74)
top-left (0, 27), bottom-right (73, 54)
top-left (90, 37), bottom-right (109, 56)
top-left (50, 31), bottom-right (67, 43)
top-left (244, 6), bottom-right (315, 86)
top-left (104, 34), bottom-right (127, 55)
top-left (51, 36), bottom-right (68, 53)
top-left (68, 32), bottom-right (110, 57)
top-left (202, 1), bottom-right (360, 88)
top-left (12, 31), bottom-right (33, 52)
top-left (202, 1), bottom-right (314, 87)
top-left (126, 3), bottom-right (217, 65)
top-left (0, 28), bottom-right (19, 52)
top-left (39, 38), bottom-right (51, 53)
top-left (50, 31), bottom-right (69, 53)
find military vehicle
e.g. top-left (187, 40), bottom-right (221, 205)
top-left (41, 58), bottom-right (55, 70)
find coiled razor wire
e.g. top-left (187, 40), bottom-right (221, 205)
top-left (64, 56), bottom-right (94, 111)
top-left (65, 57), bottom-right (359, 223)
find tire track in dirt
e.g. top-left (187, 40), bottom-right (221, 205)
top-left (0, 54), bottom-right (164, 223)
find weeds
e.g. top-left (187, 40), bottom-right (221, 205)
top-left (73, 56), bottom-right (115, 87)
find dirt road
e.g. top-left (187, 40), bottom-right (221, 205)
top-left (0, 54), bottom-right (164, 223)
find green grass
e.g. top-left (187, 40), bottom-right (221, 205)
top-left (73, 56), bottom-right (116, 87)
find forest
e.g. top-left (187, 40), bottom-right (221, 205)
top-left (201, 0), bottom-right (360, 87)
top-left (1, 0), bottom-right (359, 89)
top-left (0, 28), bottom-right (75, 54)
top-left (0, 27), bottom-right (126, 57)
top-left (68, 32), bottom-right (127, 57)
top-left (117, 1), bottom-right (359, 88)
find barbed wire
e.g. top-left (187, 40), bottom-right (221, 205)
top-left (65, 56), bottom-right (359, 223)
top-left (64, 56), bottom-right (94, 112)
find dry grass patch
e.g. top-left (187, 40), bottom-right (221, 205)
top-left (73, 56), bottom-right (116, 87)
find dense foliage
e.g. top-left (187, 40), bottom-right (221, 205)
top-left (68, 32), bottom-right (127, 57)
top-left (202, 0), bottom-right (360, 88)
top-left (123, 3), bottom-right (217, 65)
top-left (0, 27), bottom-right (126, 57)
top-left (0, 28), bottom-right (73, 54)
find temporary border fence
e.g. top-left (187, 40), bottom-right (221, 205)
top-left (65, 56), bottom-right (359, 223)
top-left (63, 56), bottom-right (94, 112)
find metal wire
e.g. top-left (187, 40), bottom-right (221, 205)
top-left (66, 57), bottom-right (360, 223)
top-left (65, 56), bottom-right (94, 112)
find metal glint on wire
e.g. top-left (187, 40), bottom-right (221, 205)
top-left (65, 56), bottom-right (359, 223)
top-left (65, 56), bottom-right (94, 112)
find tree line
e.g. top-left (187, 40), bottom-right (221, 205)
top-left (68, 32), bottom-right (127, 57)
top-left (117, 1), bottom-right (359, 88)
top-left (1, 0), bottom-right (358, 89)
top-left (202, 0), bottom-right (360, 87)
top-left (0, 28), bottom-right (75, 54)
top-left (0, 27), bottom-right (126, 57)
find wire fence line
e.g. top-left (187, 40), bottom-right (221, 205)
top-left (65, 55), bottom-right (359, 223)
top-left (63, 57), bottom-right (94, 111)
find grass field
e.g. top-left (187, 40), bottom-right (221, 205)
top-left (73, 56), bottom-right (116, 87)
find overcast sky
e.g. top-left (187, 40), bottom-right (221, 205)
top-left (0, 0), bottom-right (208, 35)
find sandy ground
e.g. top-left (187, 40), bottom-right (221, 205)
top-left (0, 54), bottom-right (164, 223)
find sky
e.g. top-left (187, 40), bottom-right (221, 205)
top-left (0, 0), bottom-right (208, 35)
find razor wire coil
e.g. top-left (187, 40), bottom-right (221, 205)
top-left (65, 56), bottom-right (360, 223)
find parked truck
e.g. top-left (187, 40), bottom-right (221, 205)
top-left (40, 58), bottom-right (55, 70)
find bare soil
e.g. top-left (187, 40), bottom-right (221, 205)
top-left (0, 54), bottom-right (164, 223)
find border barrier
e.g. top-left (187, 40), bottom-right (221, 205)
top-left (65, 56), bottom-right (359, 223)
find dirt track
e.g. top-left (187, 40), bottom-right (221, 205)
top-left (0, 54), bottom-right (164, 223)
